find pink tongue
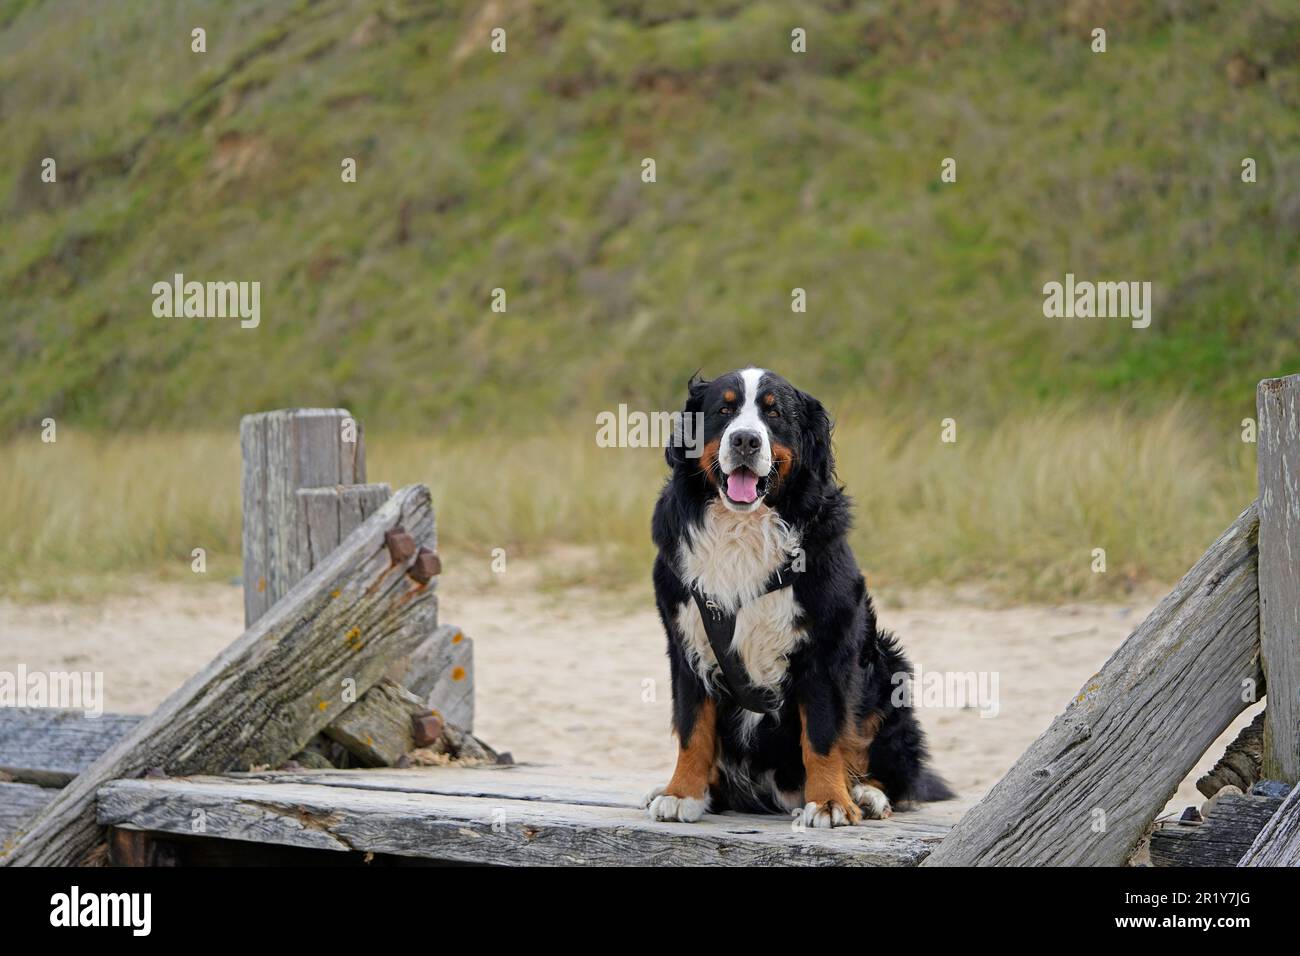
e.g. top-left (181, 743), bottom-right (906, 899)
top-left (726, 470), bottom-right (759, 503)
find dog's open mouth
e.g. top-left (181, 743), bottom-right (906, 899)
top-left (722, 466), bottom-right (771, 505)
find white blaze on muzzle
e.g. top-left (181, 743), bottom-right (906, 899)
top-left (718, 368), bottom-right (773, 505)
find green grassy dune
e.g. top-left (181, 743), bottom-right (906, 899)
top-left (3, 0), bottom-right (1299, 433)
top-left (0, 1), bottom-right (1296, 599)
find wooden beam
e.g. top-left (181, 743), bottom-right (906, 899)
top-left (1239, 782), bottom-right (1300, 865)
top-left (1197, 711), bottom-right (1265, 798)
top-left (105, 828), bottom-right (384, 866)
top-left (391, 624), bottom-right (474, 730)
top-left (0, 783), bottom-right (57, 846)
top-left (0, 709), bottom-right (142, 786)
top-left (297, 483), bottom-right (459, 760)
top-left (0, 484), bottom-right (438, 867)
top-left (925, 505), bottom-right (1262, 866)
top-left (323, 679), bottom-right (429, 767)
top-left (107, 827), bottom-right (178, 867)
top-left (1149, 791), bottom-right (1282, 867)
top-left (240, 408), bottom-right (367, 627)
top-left (1256, 375), bottom-right (1300, 784)
top-left (228, 764), bottom-right (659, 808)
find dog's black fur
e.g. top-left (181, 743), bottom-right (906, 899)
top-left (651, 369), bottom-right (952, 817)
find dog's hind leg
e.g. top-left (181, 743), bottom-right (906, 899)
top-left (849, 780), bottom-right (893, 819)
top-left (847, 712), bottom-right (892, 819)
top-left (797, 703), bottom-right (863, 828)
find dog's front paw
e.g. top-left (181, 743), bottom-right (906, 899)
top-left (642, 785), bottom-right (708, 823)
top-left (801, 796), bottom-right (862, 828)
top-left (850, 782), bottom-right (893, 820)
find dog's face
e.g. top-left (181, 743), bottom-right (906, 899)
top-left (674, 368), bottom-right (832, 514)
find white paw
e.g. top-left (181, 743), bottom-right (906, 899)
top-left (850, 783), bottom-right (893, 819)
top-left (802, 800), bottom-right (854, 828)
top-left (643, 786), bottom-right (707, 823)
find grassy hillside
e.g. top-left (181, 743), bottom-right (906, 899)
top-left (2, 0), bottom-right (1299, 435)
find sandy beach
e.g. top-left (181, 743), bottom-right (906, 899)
top-left (0, 560), bottom-right (1260, 827)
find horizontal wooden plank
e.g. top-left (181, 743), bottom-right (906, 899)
top-left (96, 774), bottom-right (951, 867)
top-left (1149, 793), bottom-right (1282, 867)
top-left (0, 783), bottom-right (58, 846)
top-left (228, 764), bottom-right (654, 809)
top-left (220, 765), bottom-right (970, 833)
top-left (0, 709), bottom-right (142, 786)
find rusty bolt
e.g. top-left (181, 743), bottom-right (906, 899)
top-left (408, 547), bottom-right (441, 584)
top-left (385, 527), bottom-right (416, 563)
top-left (411, 712), bottom-right (444, 748)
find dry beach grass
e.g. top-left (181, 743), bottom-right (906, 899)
top-left (0, 405), bottom-right (1257, 601)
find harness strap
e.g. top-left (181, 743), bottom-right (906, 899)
top-left (689, 559), bottom-right (796, 716)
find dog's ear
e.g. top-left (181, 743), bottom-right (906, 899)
top-left (666, 372), bottom-right (710, 469)
top-left (798, 389), bottom-right (833, 482)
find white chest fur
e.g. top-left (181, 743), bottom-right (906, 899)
top-left (674, 501), bottom-right (805, 694)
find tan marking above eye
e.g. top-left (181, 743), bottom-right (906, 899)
top-left (723, 389), bottom-right (736, 402)
top-left (763, 393), bottom-right (776, 406)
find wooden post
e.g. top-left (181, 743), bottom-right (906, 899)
top-left (925, 505), bottom-right (1262, 866)
top-left (240, 408), bottom-right (368, 627)
top-left (297, 484), bottom-right (392, 571)
top-left (1256, 375), bottom-right (1300, 784)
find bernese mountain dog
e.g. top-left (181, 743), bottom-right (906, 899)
top-left (644, 368), bottom-right (953, 828)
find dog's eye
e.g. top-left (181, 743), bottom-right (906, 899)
top-left (766, 409), bottom-right (780, 418)
top-left (719, 406), bottom-right (733, 415)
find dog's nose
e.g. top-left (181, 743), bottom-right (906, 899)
top-left (730, 430), bottom-right (763, 455)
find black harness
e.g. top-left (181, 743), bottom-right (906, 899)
top-left (688, 558), bottom-right (797, 716)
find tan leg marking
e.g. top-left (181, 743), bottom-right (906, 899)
top-left (644, 698), bottom-right (717, 822)
top-left (847, 712), bottom-right (891, 818)
top-left (666, 697), bottom-right (717, 799)
top-left (799, 705), bottom-right (862, 826)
